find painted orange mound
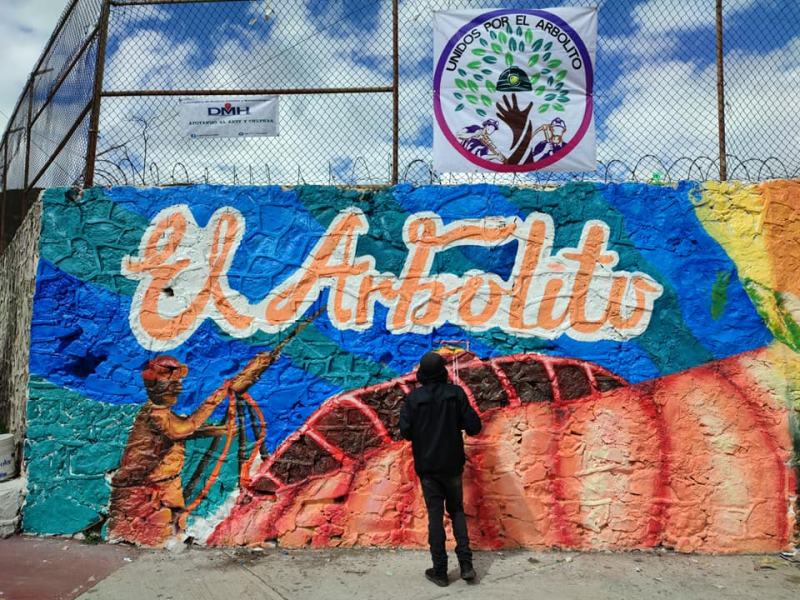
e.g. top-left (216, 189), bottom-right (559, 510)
top-left (759, 180), bottom-right (800, 298)
top-left (209, 347), bottom-right (796, 552)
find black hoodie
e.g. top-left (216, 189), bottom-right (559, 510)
top-left (398, 352), bottom-right (482, 476)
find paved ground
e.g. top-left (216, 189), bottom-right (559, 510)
top-left (1, 536), bottom-right (799, 600)
top-left (0, 536), bottom-right (137, 600)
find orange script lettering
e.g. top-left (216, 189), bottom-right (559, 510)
top-left (123, 206), bottom-right (664, 350)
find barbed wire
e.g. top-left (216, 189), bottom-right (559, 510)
top-left (89, 154), bottom-right (800, 188)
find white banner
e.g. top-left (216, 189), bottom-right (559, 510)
top-left (180, 96), bottom-right (279, 138)
top-left (433, 8), bottom-right (597, 173)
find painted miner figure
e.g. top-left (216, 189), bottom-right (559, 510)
top-left (527, 118), bottom-right (567, 163)
top-left (108, 331), bottom-right (303, 546)
top-left (456, 118), bottom-right (505, 163)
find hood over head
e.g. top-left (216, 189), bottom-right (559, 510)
top-left (416, 351), bottom-right (449, 385)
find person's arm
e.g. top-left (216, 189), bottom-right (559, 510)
top-left (229, 348), bottom-right (282, 393)
top-left (150, 387), bottom-right (229, 440)
top-left (192, 425), bottom-right (230, 437)
top-left (398, 396), bottom-right (413, 441)
top-left (230, 309), bottom-right (321, 393)
top-left (459, 390), bottom-right (482, 436)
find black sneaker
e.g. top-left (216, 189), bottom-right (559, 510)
top-left (425, 568), bottom-right (449, 587)
top-left (460, 562), bottom-right (477, 581)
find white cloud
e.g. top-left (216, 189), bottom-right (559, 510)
top-left (104, 30), bottom-right (199, 91)
top-left (97, 1), bottom-right (403, 185)
top-left (599, 37), bottom-right (800, 178)
top-left (632, 0), bottom-right (758, 33)
top-left (6, 0), bottom-right (798, 185)
top-left (600, 60), bottom-right (719, 163)
top-left (0, 0), bottom-right (71, 131)
top-left (722, 37), bottom-right (800, 175)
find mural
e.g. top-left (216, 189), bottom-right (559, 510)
top-left (23, 181), bottom-right (800, 552)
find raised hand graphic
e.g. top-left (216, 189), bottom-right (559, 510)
top-left (495, 93), bottom-right (534, 165)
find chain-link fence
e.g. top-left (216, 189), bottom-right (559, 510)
top-left (2, 0), bottom-right (800, 247)
top-left (0, 0), bottom-right (101, 250)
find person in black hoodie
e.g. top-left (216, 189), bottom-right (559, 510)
top-left (399, 351), bottom-right (482, 587)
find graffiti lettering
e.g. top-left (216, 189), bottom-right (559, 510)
top-left (123, 206), bottom-right (663, 350)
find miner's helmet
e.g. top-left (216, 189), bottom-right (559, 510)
top-left (551, 118), bottom-right (567, 132)
top-left (482, 119), bottom-right (499, 130)
top-left (497, 67), bottom-right (532, 92)
top-left (142, 355), bottom-right (189, 382)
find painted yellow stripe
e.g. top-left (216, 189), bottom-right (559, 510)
top-left (694, 181), bottom-right (775, 291)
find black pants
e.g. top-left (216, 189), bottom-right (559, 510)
top-left (420, 473), bottom-right (472, 573)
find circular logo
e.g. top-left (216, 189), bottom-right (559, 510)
top-left (434, 10), bottom-right (594, 172)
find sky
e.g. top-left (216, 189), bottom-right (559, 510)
top-left (0, 0), bottom-right (68, 129)
top-left (1, 0), bottom-right (798, 184)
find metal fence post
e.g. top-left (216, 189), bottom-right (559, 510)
top-left (1, 133), bottom-right (7, 251)
top-left (715, 0), bottom-right (728, 181)
top-left (2, 133), bottom-right (7, 202)
top-left (391, 0), bottom-right (399, 185)
top-left (85, 0), bottom-right (112, 188)
top-left (23, 79), bottom-right (34, 190)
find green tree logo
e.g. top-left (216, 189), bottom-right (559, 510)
top-left (451, 23), bottom-right (571, 118)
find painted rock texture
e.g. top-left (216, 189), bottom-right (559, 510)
top-left (210, 345), bottom-right (797, 553)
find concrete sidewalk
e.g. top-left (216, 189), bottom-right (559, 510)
top-left (80, 545), bottom-right (800, 600)
top-left (0, 536), bottom-right (137, 600)
top-left (2, 536), bottom-right (799, 600)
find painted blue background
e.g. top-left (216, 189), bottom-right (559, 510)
top-left (30, 183), bottom-right (771, 426)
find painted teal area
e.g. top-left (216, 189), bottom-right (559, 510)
top-left (35, 187), bottom-right (396, 394)
top-left (296, 186), bottom-right (411, 275)
top-left (181, 435), bottom-right (241, 522)
top-left (24, 375), bottom-right (246, 534)
top-left (24, 376), bottom-right (139, 534)
top-left (244, 327), bottom-right (399, 390)
top-left (295, 185), bottom-right (559, 367)
top-left (295, 183), bottom-right (723, 374)
top-left (38, 188), bottom-right (146, 296)
top-left (33, 183), bottom-right (772, 384)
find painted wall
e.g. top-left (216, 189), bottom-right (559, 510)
top-left (23, 181), bottom-right (800, 552)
